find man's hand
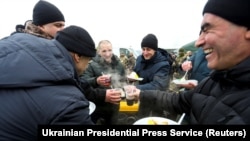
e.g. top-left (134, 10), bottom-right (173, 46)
top-left (105, 89), bottom-right (121, 104)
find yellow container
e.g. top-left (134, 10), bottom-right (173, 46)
top-left (119, 100), bottom-right (139, 112)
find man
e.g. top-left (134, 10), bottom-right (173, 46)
top-left (81, 40), bottom-right (126, 125)
top-left (133, 33), bottom-right (172, 91)
top-left (131, 0), bottom-right (250, 124)
top-left (131, 33), bottom-right (173, 119)
top-left (0, 25), bottom-right (95, 140)
top-left (57, 28), bottom-right (124, 124)
top-left (82, 40), bottom-right (126, 89)
top-left (14, 0), bottom-right (65, 39)
top-left (179, 47), bottom-right (211, 90)
top-left (57, 27), bottom-right (123, 125)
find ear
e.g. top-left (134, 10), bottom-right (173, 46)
top-left (73, 53), bottom-right (81, 63)
top-left (37, 25), bottom-right (45, 32)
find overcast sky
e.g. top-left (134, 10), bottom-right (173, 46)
top-left (0, 0), bottom-right (207, 50)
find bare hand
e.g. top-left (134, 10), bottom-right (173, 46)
top-left (178, 81), bottom-right (197, 89)
top-left (97, 75), bottom-right (111, 87)
top-left (105, 89), bottom-right (121, 104)
top-left (181, 61), bottom-right (192, 71)
top-left (130, 87), bottom-right (140, 101)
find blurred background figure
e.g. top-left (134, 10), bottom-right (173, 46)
top-left (119, 52), bottom-right (128, 70)
top-left (181, 48), bottom-right (211, 86)
top-left (183, 50), bottom-right (193, 61)
top-left (172, 48), bottom-right (186, 79)
top-left (127, 51), bottom-right (136, 73)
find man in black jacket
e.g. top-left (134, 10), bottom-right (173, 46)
top-left (131, 0), bottom-right (250, 124)
top-left (56, 26), bottom-right (123, 125)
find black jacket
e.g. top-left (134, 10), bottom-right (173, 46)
top-left (140, 57), bottom-right (250, 124)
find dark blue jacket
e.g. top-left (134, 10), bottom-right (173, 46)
top-left (134, 48), bottom-right (171, 91)
top-left (189, 48), bottom-right (211, 82)
top-left (0, 33), bottom-right (93, 140)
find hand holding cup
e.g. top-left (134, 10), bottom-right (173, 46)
top-left (105, 89), bottom-right (122, 104)
top-left (98, 73), bottom-right (111, 87)
top-left (123, 85), bottom-right (136, 106)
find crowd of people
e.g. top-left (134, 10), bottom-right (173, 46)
top-left (0, 0), bottom-right (250, 140)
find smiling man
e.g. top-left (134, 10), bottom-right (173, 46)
top-left (130, 0), bottom-right (250, 124)
top-left (132, 33), bottom-right (173, 119)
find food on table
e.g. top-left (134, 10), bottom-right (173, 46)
top-left (147, 118), bottom-right (168, 125)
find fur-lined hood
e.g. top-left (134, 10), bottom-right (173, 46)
top-left (24, 22), bottom-right (53, 39)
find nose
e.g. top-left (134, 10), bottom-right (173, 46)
top-left (195, 34), bottom-right (205, 48)
top-left (105, 50), bottom-right (112, 56)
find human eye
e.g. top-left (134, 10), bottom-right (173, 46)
top-left (54, 23), bottom-right (64, 28)
top-left (200, 23), bottom-right (210, 34)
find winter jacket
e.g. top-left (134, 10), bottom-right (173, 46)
top-left (134, 48), bottom-right (171, 91)
top-left (81, 54), bottom-right (126, 89)
top-left (140, 57), bottom-right (250, 124)
top-left (0, 33), bottom-right (93, 140)
top-left (188, 48), bottom-right (211, 82)
top-left (80, 54), bottom-right (126, 124)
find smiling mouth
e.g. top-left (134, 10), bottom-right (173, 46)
top-left (204, 48), bottom-right (213, 55)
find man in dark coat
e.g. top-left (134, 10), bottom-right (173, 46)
top-left (0, 25), bottom-right (95, 140)
top-left (131, 0), bottom-right (250, 124)
top-left (132, 33), bottom-right (173, 119)
top-left (134, 33), bottom-right (172, 91)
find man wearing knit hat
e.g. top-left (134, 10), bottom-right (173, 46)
top-left (130, 33), bottom-right (173, 119)
top-left (22, 0), bottom-right (65, 39)
top-left (130, 0), bottom-right (250, 124)
top-left (56, 26), bottom-right (123, 115)
top-left (132, 33), bottom-right (172, 91)
top-left (0, 25), bottom-right (100, 140)
top-left (141, 33), bottom-right (158, 51)
top-left (55, 25), bottom-right (96, 75)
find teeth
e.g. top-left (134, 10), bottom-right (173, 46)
top-left (204, 48), bottom-right (213, 54)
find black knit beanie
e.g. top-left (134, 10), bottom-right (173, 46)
top-left (203, 0), bottom-right (250, 28)
top-left (55, 25), bottom-right (96, 57)
top-left (33, 0), bottom-right (65, 26)
top-left (141, 34), bottom-right (158, 50)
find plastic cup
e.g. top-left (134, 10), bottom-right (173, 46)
top-left (123, 85), bottom-right (135, 106)
top-left (114, 88), bottom-right (125, 100)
